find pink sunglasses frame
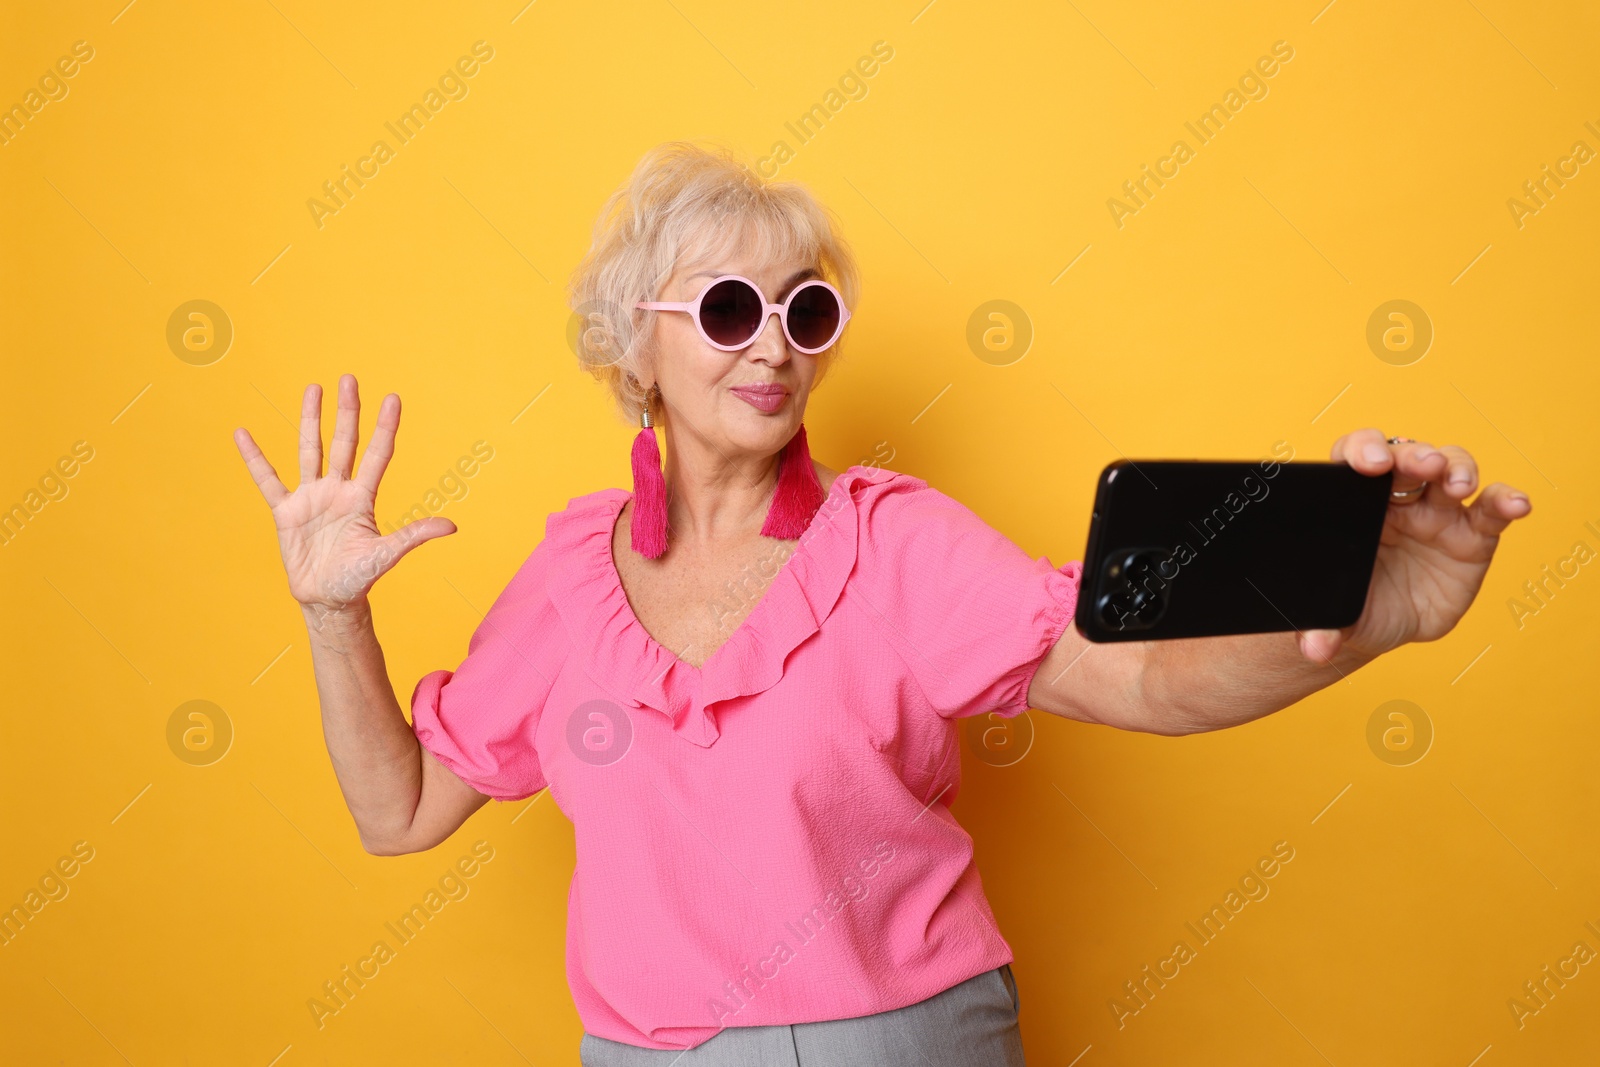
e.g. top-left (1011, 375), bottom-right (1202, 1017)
top-left (635, 275), bottom-right (852, 355)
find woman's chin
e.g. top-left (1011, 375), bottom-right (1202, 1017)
top-left (720, 418), bottom-right (798, 457)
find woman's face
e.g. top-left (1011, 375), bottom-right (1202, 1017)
top-left (648, 246), bottom-right (824, 469)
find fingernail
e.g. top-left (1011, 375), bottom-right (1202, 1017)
top-left (1449, 471), bottom-right (1471, 486)
top-left (1362, 443), bottom-right (1389, 463)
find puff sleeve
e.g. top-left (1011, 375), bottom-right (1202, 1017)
top-left (853, 476), bottom-right (1082, 720)
top-left (409, 536), bottom-right (565, 801)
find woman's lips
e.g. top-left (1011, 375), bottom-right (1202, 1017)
top-left (730, 384), bottom-right (789, 413)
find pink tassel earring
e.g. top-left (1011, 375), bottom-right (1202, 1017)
top-left (630, 383), bottom-right (670, 559)
top-left (760, 423), bottom-right (826, 539)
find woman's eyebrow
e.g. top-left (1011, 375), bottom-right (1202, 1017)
top-left (685, 267), bottom-right (821, 289)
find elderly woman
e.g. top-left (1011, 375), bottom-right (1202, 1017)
top-left (233, 141), bottom-right (1530, 1065)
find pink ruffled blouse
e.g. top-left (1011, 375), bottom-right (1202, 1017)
top-left (409, 464), bottom-right (1083, 1050)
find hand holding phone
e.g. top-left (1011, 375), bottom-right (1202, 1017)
top-left (1075, 457), bottom-right (1392, 642)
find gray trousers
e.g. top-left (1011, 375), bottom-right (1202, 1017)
top-left (579, 964), bottom-right (1025, 1067)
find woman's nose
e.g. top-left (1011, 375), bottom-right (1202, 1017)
top-left (748, 311), bottom-right (790, 362)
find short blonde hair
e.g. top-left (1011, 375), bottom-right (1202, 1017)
top-left (567, 140), bottom-right (860, 425)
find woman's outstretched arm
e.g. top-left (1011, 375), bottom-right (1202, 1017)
top-left (1028, 429), bottom-right (1532, 734)
top-left (235, 375), bottom-right (487, 855)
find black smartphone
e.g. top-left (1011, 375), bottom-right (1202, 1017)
top-left (1075, 458), bottom-right (1393, 642)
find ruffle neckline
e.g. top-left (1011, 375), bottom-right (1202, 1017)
top-left (543, 464), bottom-right (899, 748)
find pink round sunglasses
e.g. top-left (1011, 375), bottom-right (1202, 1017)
top-left (635, 275), bottom-right (851, 355)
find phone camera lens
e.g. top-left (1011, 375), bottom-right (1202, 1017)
top-left (1097, 546), bottom-right (1174, 632)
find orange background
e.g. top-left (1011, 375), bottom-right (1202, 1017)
top-left (2, 1), bottom-right (1597, 1063)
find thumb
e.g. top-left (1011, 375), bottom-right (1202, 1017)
top-left (1298, 628), bottom-right (1343, 664)
top-left (379, 515), bottom-right (458, 564)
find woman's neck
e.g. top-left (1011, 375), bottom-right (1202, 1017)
top-left (658, 428), bottom-right (781, 547)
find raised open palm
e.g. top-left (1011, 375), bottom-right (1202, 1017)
top-left (234, 374), bottom-right (456, 622)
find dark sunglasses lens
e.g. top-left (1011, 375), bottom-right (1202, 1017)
top-left (786, 285), bottom-right (841, 350)
top-left (699, 279), bottom-right (764, 346)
